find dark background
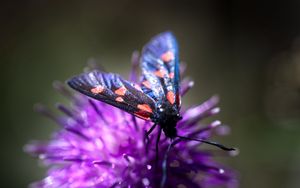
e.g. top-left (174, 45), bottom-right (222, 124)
top-left (1, 0), bottom-right (300, 187)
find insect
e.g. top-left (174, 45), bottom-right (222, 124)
top-left (67, 31), bottom-right (234, 151)
top-left (68, 32), bottom-right (234, 187)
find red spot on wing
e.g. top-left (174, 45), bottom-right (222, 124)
top-left (91, 85), bottom-right (104, 94)
top-left (161, 51), bottom-right (174, 62)
top-left (134, 110), bottom-right (151, 120)
top-left (115, 86), bottom-right (127, 96)
top-left (167, 91), bottom-right (175, 104)
top-left (142, 81), bottom-right (151, 89)
top-left (176, 93), bottom-right (181, 106)
top-left (169, 72), bottom-right (174, 79)
top-left (137, 104), bottom-right (153, 113)
top-left (154, 69), bottom-right (166, 78)
top-left (115, 97), bottom-right (124, 102)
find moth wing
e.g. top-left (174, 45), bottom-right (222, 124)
top-left (67, 70), bottom-right (156, 120)
top-left (140, 31), bottom-right (181, 108)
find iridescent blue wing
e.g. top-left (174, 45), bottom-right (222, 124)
top-left (67, 70), bottom-right (156, 120)
top-left (140, 31), bottom-right (181, 108)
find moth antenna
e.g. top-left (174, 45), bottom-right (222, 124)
top-left (177, 135), bottom-right (235, 151)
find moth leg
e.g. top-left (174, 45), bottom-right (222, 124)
top-left (144, 123), bottom-right (157, 143)
top-left (144, 124), bottom-right (157, 154)
top-left (160, 139), bottom-right (173, 188)
top-left (155, 127), bottom-right (162, 163)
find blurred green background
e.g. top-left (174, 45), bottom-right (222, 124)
top-left (1, 0), bottom-right (300, 187)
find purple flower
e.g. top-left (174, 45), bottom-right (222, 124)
top-left (25, 54), bottom-right (238, 188)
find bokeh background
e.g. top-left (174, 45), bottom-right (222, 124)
top-left (1, 0), bottom-right (300, 187)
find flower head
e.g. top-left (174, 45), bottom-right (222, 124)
top-left (25, 54), bottom-right (238, 188)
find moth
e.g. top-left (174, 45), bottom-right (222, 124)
top-left (67, 32), bottom-right (234, 151)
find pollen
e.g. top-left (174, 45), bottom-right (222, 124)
top-left (115, 86), bottom-right (127, 96)
top-left (137, 104), bottom-right (153, 113)
top-left (167, 91), bottom-right (175, 104)
top-left (115, 97), bottom-right (124, 102)
top-left (91, 85), bottom-right (104, 94)
top-left (161, 51), bottom-right (174, 62)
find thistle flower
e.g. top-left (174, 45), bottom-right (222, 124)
top-left (25, 55), bottom-right (238, 188)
